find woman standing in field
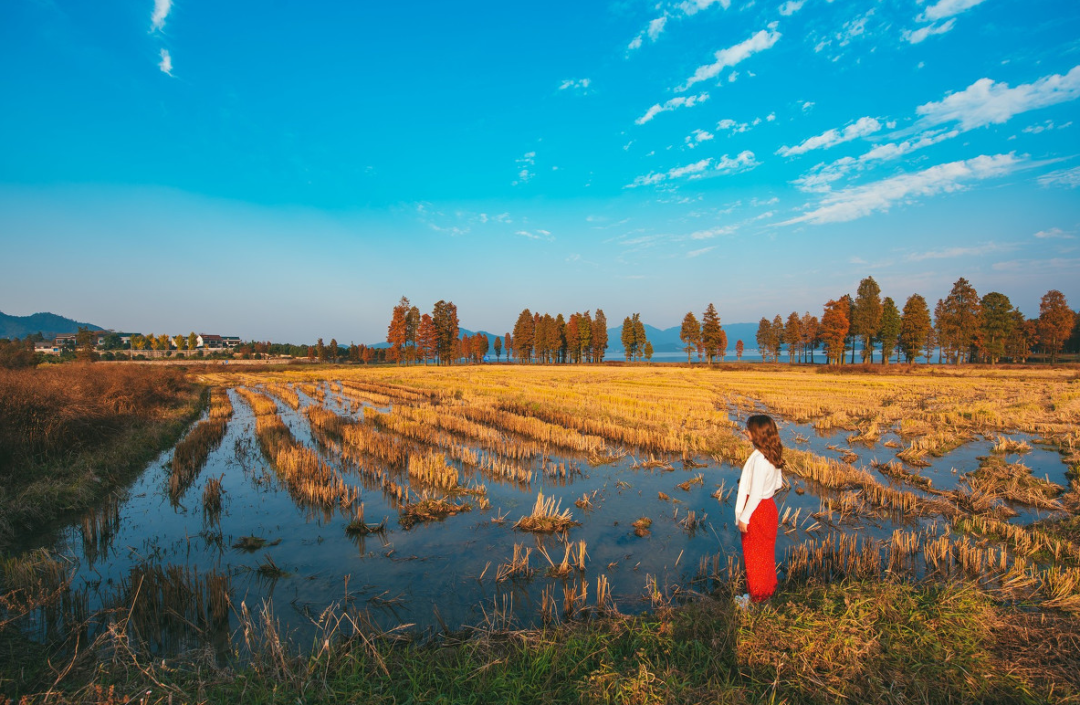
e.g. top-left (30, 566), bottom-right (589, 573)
top-left (734, 414), bottom-right (785, 606)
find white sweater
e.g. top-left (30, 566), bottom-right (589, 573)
top-left (734, 449), bottom-right (783, 525)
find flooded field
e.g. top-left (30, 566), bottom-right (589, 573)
top-left (7, 365), bottom-right (1080, 657)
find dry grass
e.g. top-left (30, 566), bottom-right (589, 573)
top-left (513, 492), bottom-right (579, 534)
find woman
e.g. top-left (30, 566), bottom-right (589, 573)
top-left (734, 414), bottom-right (785, 605)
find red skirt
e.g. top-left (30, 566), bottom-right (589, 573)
top-left (740, 497), bottom-right (778, 602)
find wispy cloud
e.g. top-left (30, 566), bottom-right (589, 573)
top-left (158, 48), bottom-right (173, 76)
top-left (628, 158), bottom-right (713, 187)
top-left (903, 19), bottom-right (955, 44)
top-left (677, 27), bottom-right (781, 92)
top-left (685, 129), bottom-right (714, 147)
top-left (635, 92), bottom-right (709, 125)
top-left (903, 0), bottom-right (986, 43)
top-left (792, 128), bottom-right (959, 192)
top-left (1038, 166), bottom-right (1080, 189)
top-left (558, 78), bottom-right (591, 93)
top-left (715, 150), bottom-right (759, 173)
top-left (781, 153), bottom-right (1026, 225)
top-left (778, 117), bottom-right (882, 157)
top-left (627, 0), bottom-right (729, 52)
top-left (687, 246), bottom-right (716, 258)
top-left (151, 0), bottom-right (172, 32)
top-left (516, 229), bottom-right (554, 242)
top-left (779, 0), bottom-right (805, 17)
top-left (513, 152), bottom-right (536, 185)
top-left (919, 0), bottom-right (988, 22)
top-left (905, 241), bottom-right (1014, 262)
top-left (916, 66), bottom-right (1080, 131)
top-left (1034, 227), bottom-right (1075, 239)
top-left (717, 113), bottom-right (774, 134)
top-left (688, 225), bottom-right (737, 239)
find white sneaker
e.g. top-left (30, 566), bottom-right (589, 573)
top-left (735, 593), bottom-right (751, 610)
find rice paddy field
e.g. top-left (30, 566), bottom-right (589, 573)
top-left (3, 363), bottom-right (1080, 702)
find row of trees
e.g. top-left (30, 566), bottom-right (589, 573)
top-left (760, 278), bottom-right (1076, 365)
top-left (511, 309), bottom-right (610, 363)
top-left (678, 304), bottom-right (729, 363)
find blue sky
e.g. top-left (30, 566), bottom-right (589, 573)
top-left (1, 0), bottom-right (1078, 343)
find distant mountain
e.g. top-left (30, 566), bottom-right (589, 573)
top-left (0, 311), bottom-right (104, 340)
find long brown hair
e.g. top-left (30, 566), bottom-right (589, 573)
top-left (747, 414), bottom-right (785, 469)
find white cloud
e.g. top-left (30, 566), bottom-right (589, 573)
top-left (685, 129), bottom-right (714, 147)
top-left (628, 158), bottom-right (713, 187)
top-left (779, 0), bottom-right (805, 16)
top-left (920, 0), bottom-right (988, 22)
top-left (648, 16), bottom-right (668, 40)
top-left (627, 0), bottom-right (730, 51)
top-left (801, 101), bottom-right (815, 112)
top-left (903, 0), bottom-right (985, 44)
top-left (780, 153), bottom-right (1025, 225)
top-left (688, 225), bottom-right (737, 239)
top-left (792, 128), bottom-right (961, 192)
top-left (635, 92), bottom-right (709, 125)
top-left (677, 28), bottom-right (781, 92)
top-left (151, 0), bottom-right (172, 32)
top-left (906, 242), bottom-right (1013, 262)
top-left (679, 0), bottom-right (730, 16)
top-left (916, 66), bottom-right (1080, 131)
top-left (558, 78), bottom-right (592, 92)
top-left (715, 150), bottom-right (759, 173)
top-left (1038, 166), bottom-right (1080, 189)
top-left (158, 48), bottom-right (173, 76)
top-left (1034, 227), bottom-right (1075, 239)
top-left (777, 116), bottom-right (882, 157)
top-left (687, 246), bottom-right (717, 258)
top-left (1023, 120), bottom-right (1071, 134)
top-left (903, 19), bottom-right (955, 44)
top-left (516, 230), bottom-right (554, 241)
top-left (513, 152), bottom-right (536, 185)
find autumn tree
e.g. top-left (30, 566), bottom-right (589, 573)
top-left (157, 334), bottom-right (171, 355)
top-left (406, 305), bottom-right (420, 363)
top-left (187, 332), bottom-right (197, 351)
top-left (620, 316), bottom-right (635, 361)
top-left (387, 296), bottom-right (411, 364)
top-left (701, 304), bottom-right (723, 364)
top-left (1006, 311), bottom-right (1037, 363)
top-left (838, 294), bottom-right (854, 364)
top-left (735, 339), bottom-right (744, 360)
top-left (644, 340), bottom-right (654, 363)
top-left (513, 309), bottom-right (535, 363)
top-left (432, 300), bottom-right (459, 364)
top-left (592, 309), bottom-right (609, 362)
top-left (755, 318), bottom-right (771, 362)
top-left (504, 333), bottom-right (513, 362)
top-left (329, 338), bottom-right (339, 363)
top-left (785, 312), bottom-right (801, 363)
top-left (851, 276), bottom-right (883, 363)
top-left (493, 335), bottom-right (503, 361)
top-left (976, 292), bottom-right (1014, 365)
top-left (879, 297), bottom-right (902, 364)
top-left (173, 334), bottom-right (185, 351)
top-left (801, 312), bottom-right (819, 363)
top-left (1039, 290), bottom-right (1074, 363)
top-left (633, 314), bottom-right (646, 361)
top-left (937, 277), bottom-right (980, 364)
top-left (820, 300), bottom-right (849, 365)
top-left (899, 294), bottom-right (932, 363)
top-left (418, 314), bottom-right (437, 364)
top-left (316, 337), bottom-right (326, 362)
